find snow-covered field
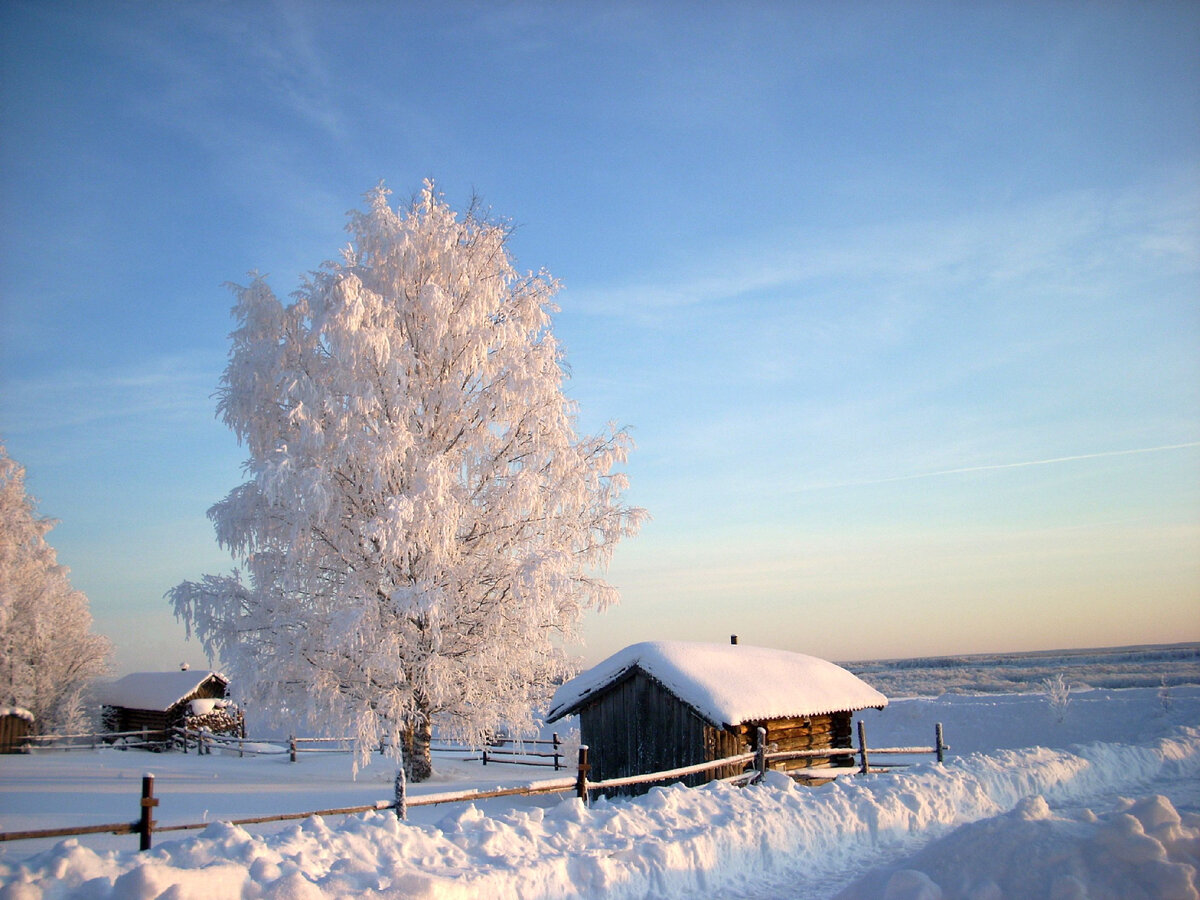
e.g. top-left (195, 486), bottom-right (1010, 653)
top-left (2, 648), bottom-right (1198, 899)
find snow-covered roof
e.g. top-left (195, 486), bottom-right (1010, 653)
top-left (0, 707), bottom-right (34, 722)
top-left (98, 671), bottom-right (227, 712)
top-left (547, 641), bottom-right (887, 728)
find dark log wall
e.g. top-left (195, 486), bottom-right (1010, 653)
top-left (0, 715), bottom-right (33, 753)
top-left (107, 707), bottom-right (172, 737)
top-left (579, 670), bottom-right (748, 796)
top-left (739, 710), bottom-right (855, 772)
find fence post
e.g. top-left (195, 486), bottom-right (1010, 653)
top-left (138, 774), bottom-right (158, 852)
top-left (857, 720), bottom-right (870, 774)
top-left (575, 745), bottom-right (590, 805)
top-left (935, 723), bottom-right (945, 764)
top-left (289, 736), bottom-right (297, 763)
top-left (553, 732), bottom-right (560, 771)
top-left (482, 749), bottom-right (488, 765)
top-left (394, 766), bottom-right (407, 821)
top-left (755, 726), bottom-right (768, 781)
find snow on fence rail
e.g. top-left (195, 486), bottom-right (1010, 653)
top-left (585, 751), bottom-right (759, 792)
top-left (19, 729), bottom-right (172, 752)
top-left (0, 721), bottom-right (945, 852)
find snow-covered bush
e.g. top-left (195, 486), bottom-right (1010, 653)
top-left (1159, 677), bottom-right (1174, 713)
top-left (1042, 672), bottom-right (1072, 723)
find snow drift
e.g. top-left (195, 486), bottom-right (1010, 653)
top-left (836, 793), bottom-right (1200, 900)
top-left (2, 723), bottom-right (1197, 899)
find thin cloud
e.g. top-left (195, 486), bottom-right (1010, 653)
top-left (803, 443), bottom-right (1200, 492)
top-left (566, 172), bottom-right (1199, 322)
top-left (1, 353), bottom-right (220, 435)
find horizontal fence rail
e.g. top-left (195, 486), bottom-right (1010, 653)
top-left (0, 822), bottom-right (139, 842)
top-left (405, 778), bottom-right (576, 808)
top-left (584, 752), bottom-right (758, 792)
top-left (12, 728), bottom-right (569, 769)
top-left (0, 721), bottom-right (945, 852)
top-left (18, 729), bottom-right (170, 752)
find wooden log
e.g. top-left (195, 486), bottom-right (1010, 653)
top-left (475, 747), bottom-right (562, 758)
top-left (734, 714), bottom-right (837, 734)
top-left (766, 727), bottom-right (840, 748)
top-left (0, 821), bottom-right (137, 842)
top-left (576, 745), bottom-right (590, 803)
top-left (857, 721), bottom-right (869, 775)
top-left (407, 780), bottom-right (574, 807)
top-left (139, 774), bottom-right (157, 852)
top-left (588, 751), bottom-right (757, 791)
top-left (765, 720), bottom-right (839, 737)
top-left (156, 802), bottom-right (394, 831)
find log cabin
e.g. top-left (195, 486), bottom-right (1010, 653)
top-left (99, 668), bottom-right (234, 743)
top-left (546, 639), bottom-right (887, 796)
top-left (0, 707), bottom-right (34, 753)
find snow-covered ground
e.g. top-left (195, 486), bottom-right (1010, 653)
top-left (1, 659), bottom-right (1198, 898)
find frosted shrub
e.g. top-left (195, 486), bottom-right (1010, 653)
top-left (1158, 677), bottom-right (1174, 714)
top-left (1042, 673), bottom-right (1071, 723)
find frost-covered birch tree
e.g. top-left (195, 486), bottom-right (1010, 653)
top-left (170, 183), bottom-right (644, 779)
top-left (0, 443), bottom-right (111, 733)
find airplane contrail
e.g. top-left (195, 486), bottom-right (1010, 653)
top-left (809, 442), bottom-right (1200, 491)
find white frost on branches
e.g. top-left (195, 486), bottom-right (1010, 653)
top-left (0, 443), bottom-right (111, 733)
top-left (170, 182), bottom-right (645, 776)
top-left (1042, 672), bottom-right (1072, 723)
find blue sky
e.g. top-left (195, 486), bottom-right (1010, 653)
top-left (2, 1), bottom-right (1197, 676)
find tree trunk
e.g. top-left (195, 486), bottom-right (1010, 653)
top-left (405, 718), bottom-right (433, 782)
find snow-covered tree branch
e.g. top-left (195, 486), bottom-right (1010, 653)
top-left (0, 443), bottom-right (112, 734)
top-left (170, 182), bottom-right (645, 779)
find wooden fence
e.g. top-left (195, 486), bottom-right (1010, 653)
top-left (174, 730), bottom-right (568, 767)
top-left (481, 735), bottom-right (565, 769)
top-left (12, 728), bottom-right (568, 770)
top-left (19, 729), bottom-right (172, 752)
top-left (0, 721), bottom-right (945, 852)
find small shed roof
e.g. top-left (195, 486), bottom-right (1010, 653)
top-left (98, 671), bottom-right (227, 712)
top-left (547, 641), bottom-right (886, 728)
top-left (0, 707), bottom-right (34, 722)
